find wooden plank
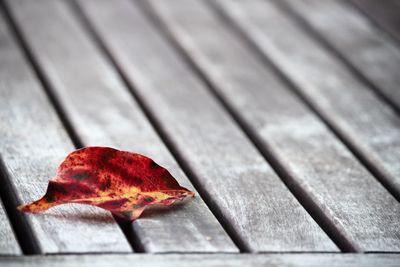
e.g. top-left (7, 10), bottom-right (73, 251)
top-left (0, 9), bottom-right (131, 253)
top-left (75, 0), bottom-right (337, 252)
top-left (6, 0), bottom-right (237, 253)
top-left (0, 202), bottom-right (21, 255)
top-left (214, 0), bottom-right (400, 205)
top-left (350, 0), bottom-right (400, 43)
top-left (2, 254), bottom-right (400, 267)
top-left (145, 0), bottom-right (400, 252)
top-left (280, 0), bottom-right (400, 112)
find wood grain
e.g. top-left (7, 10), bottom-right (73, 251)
top-left (6, 0), bottom-right (237, 253)
top-left (0, 202), bottom-right (20, 255)
top-left (1, 254), bottom-right (400, 267)
top-left (146, 0), bottom-right (400, 252)
top-left (75, 0), bottom-right (337, 252)
top-left (0, 9), bottom-right (131, 253)
top-left (214, 0), bottom-right (400, 206)
top-left (280, 0), bottom-right (400, 112)
top-left (350, 0), bottom-right (400, 43)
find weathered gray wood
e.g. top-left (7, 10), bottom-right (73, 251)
top-left (350, 0), bottom-right (400, 43)
top-left (6, 0), bottom-right (237, 253)
top-left (146, 0), bottom-right (400, 252)
top-left (2, 254), bottom-right (400, 267)
top-left (0, 10), bottom-right (131, 253)
top-left (76, 0), bottom-right (337, 252)
top-left (280, 0), bottom-right (400, 112)
top-left (0, 202), bottom-right (21, 255)
top-left (214, 0), bottom-right (400, 204)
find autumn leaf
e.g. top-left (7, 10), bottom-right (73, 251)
top-left (18, 147), bottom-right (194, 221)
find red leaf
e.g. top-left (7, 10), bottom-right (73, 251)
top-left (18, 147), bottom-right (194, 221)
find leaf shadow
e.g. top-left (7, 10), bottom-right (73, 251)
top-left (36, 207), bottom-right (116, 224)
top-left (34, 200), bottom-right (190, 224)
top-left (139, 200), bottom-right (188, 220)
top-left (35, 200), bottom-right (192, 226)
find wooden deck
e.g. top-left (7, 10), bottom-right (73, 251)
top-left (0, 0), bottom-right (399, 265)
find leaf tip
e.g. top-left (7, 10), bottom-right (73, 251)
top-left (17, 204), bottom-right (32, 213)
top-left (16, 205), bottom-right (25, 211)
top-left (180, 186), bottom-right (195, 198)
top-left (17, 197), bottom-right (55, 214)
top-left (187, 190), bottom-right (195, 198)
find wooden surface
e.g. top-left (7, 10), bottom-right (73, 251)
top-left (1, 254), bottom-right (400, 267)
top-left (0, 8), bottom-right (131, 254)
top-left (6, 0), bottom-right (236, 253)
top-left (146, 0), bottom-right (400, 252)
top-left (212, 0), bottom-right (400, 203)
top-left (76, 0), bottom-right (338, 253)
top-left (350, 0), bottom-right (400, 43)
top-left (0, 202), bottom-right (20, 255)
top-left (0, 0), bottom-right (399, 264)
top-left (280, 0), bottom-right (400, 113)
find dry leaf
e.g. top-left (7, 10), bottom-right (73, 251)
top-left (18, 147), bottom-right (194, 221)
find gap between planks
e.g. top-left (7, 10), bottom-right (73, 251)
top-left (0, 157), bottom-right (26, 255)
